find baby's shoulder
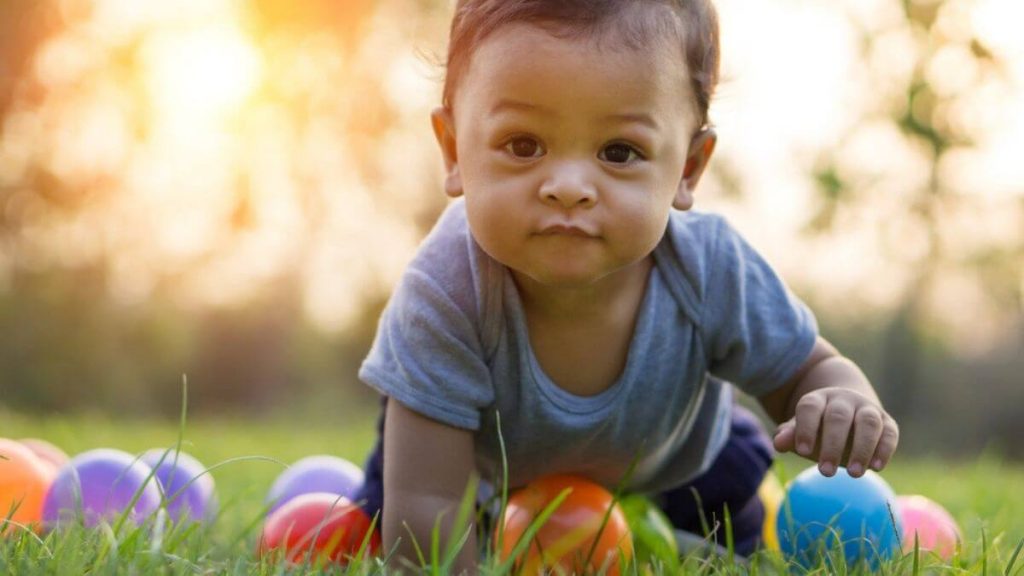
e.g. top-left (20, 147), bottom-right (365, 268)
top-left (662, 209), bottom-right (732, 271)
top-left (654, 210), bottom-right (739, 317)
top-left (410, 199), bottom-right (474, 274)
top-left (666, 209), bottom-right (729, 246)
top-left (403, 199), bottom-right (496, 318)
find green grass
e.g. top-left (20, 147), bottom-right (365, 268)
top-left (2, 410), bottom-right (1023, 574)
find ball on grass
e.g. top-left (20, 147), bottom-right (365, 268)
top-left (141, 449), bottom-right (217, 523)
top-left (758, 470), bottom-right (786, 552)
top-left (16, 438), bottom-right (69, 475)
top-left (619, 493), bottom-right (677, 565)
top-left (897, 494), bottom-right (961, 560)
top-left (266, 455), bottom-right (364, 514)
top-left (776, 466), bottom-right (902, 567)
top-left (496, 474), bottom-right (633, 576)
top-left (42, 448), bottom-right (162, 528)
top-left (259, 492), bottom-right (380, 565)
top-left (0, 438), bottom-right (56, 533)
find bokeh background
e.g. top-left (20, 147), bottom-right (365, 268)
top-left (1, 0), bottom-right (1021, 459)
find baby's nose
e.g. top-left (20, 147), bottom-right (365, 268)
top-left (538, 162), bottom-right (597, 208)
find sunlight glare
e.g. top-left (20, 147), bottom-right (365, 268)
top-left (973, 0), bottom-right (1024, 59)
top-left (142, 25), bottom-right (262, 123)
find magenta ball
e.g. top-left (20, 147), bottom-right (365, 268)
top-left (42, 448), bottom-right (162, 527)
top-left (898, 495), bottom-right (961, 560)
top-left (266, 455), bottom-right (364, 514)
top-left (141, 449), bottom-right (217, 523)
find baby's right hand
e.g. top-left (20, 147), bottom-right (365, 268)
top-left (383, 400), bottom-right (479, 573)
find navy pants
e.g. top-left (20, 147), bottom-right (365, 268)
top-left (354, 398), bottom-right (773, 557)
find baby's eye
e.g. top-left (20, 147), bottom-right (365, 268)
top-left (505, 137), bottom-right (544, 159)
top-left (599, 143), bottom-right (643, 165)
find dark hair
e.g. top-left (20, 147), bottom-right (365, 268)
top-left (441, 0), bottom-right (720, 129)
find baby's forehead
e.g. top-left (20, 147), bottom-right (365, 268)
top-left (515, 4), bottom-right (686, 59)
top-left (461, 21), bottom-right (695, 118)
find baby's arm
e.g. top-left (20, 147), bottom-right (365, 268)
top-left (383, 399), bottom-right (478, 574)
top-left (758, 337), bottom-right (899, 478)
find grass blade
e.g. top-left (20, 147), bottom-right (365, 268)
top-left (403, 520), bottom-right (428, 570)
top-left (1006, 536), bottom-right (1024, 576)
top-left (440, 473), bottom-right (480, 571)
top-left (984, 527), bottom-right (989, 576)
top-left (912, 531), bottom-right (920, 576)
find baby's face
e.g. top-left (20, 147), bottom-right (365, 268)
top-left (441, 22), bottom-right (702, 289)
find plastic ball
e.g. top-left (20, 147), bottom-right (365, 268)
top-left (259, 492), bottom-right (380, 564)
top-left (897, 495), bottom-right (961, 560)
top-left (141, 449), bottom-right (217, 523)
top-left (758, 471), bottom-right (785, 552)
top-left (0, 438), bottom-right (56, 533)
top-left (16, 438), bottom-right (69, 475)
top-left (266, 455), bottom-right (364, 514)
top-left (496, 475), bottom-right (633, 576)
top-left (777, 466), bottom-right (902, 567)
top-left (619, 493), bottom-right (678, 565)
top-left (42, 448), bottom-right (162, 528)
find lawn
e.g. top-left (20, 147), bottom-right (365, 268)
top-left (2, 410), bottom-right (1023, 574)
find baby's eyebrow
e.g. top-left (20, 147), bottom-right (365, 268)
top-left (605, 112), bottom-right (659, 130)
top-left (489, 98), bottom-right (549, 116)
top-left (488, 99), bottom-right (660, 132)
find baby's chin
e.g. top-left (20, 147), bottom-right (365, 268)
top-left (508, 260), bottom-right (646, 294)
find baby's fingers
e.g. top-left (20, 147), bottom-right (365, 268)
top-left (845, 406), bottom-right (884, 477)
top-left (817, 397), bottom-right (854, 477)
top-left (869, 417), bottom-right (900, 472)
top-left (772, 419), bottom-right (796, 453)
top-left (792, 393), bottom-right (827, 458)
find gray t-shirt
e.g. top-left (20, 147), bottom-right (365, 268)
top-left (359, 199), bottom-right (817, 494)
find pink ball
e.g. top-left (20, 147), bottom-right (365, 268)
top-left (17, 438), bottom-right (70, 474)
top-left (898, 495), bottom-right (962, 560)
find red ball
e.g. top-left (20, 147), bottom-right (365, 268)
top-left (898, 495), bottom-right (961, 560)
top-left (259, 492), bottom-right (380, 565)
top-left (496, 475), bottom-right (633, 576)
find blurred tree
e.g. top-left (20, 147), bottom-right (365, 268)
top-left (0, 3), bottom-right (60, 118)
top-left (0, 0), bottom-right (1021, 458)
top-left (805, 0), bottom-right (1023, 444)
top-left (0, 0), bottom-right (407, 417)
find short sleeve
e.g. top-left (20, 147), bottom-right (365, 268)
top-left (358, 203), bottom-right (495, 430)
top-left (359, 268), bottom-right (494, 429)
top-left (701, 218), bottom-right (818, 396)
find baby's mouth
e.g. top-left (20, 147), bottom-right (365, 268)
top-left (537, 223), bottom-right (598, 238)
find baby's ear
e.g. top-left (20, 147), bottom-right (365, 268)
top-left (431, 107), bottom-right (463, 198)
top-left (674, 128), bottom-right (717, 211)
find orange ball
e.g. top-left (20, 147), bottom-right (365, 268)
top-left (0, 438), bottom-right (56, 534)
top-left (496, 475), bottom-right (633, 576)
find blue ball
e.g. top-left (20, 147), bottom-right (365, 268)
top-left (777, 466), bottom-right (903, 567)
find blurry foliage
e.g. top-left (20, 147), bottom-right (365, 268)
top-left (0, 3), bottom-right (60, 118)
top-left (805, 0), bottom-right (1024, 456)
top-left (0, 0), bottom-right (1021, 459)
top-left (0, 266), bottom-right (382, 418)
top-left (0, 0), bottom-right (400, 419)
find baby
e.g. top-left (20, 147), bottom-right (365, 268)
top-left (354, 0), bottom-right (899, 571)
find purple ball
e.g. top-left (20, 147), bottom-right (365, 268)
top-left (266, 455), bottom-right (364, 514)
top-left (42, 448), bottom-right (162, 528)
top-left (141, 449), bottom-right (217, 523)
